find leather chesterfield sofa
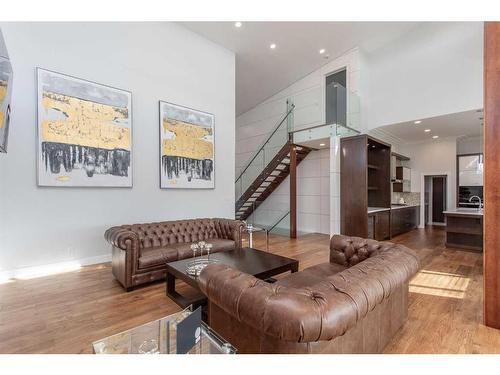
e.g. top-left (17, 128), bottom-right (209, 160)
top-left (198, 234), bottom-right (419, 353)
top-left (105, 218), bottom-right (245, 291)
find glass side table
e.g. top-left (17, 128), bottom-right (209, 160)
top-left (244, 223), bottom-right (269, 251)
top-left (92, 306), bottom-right (236, 354)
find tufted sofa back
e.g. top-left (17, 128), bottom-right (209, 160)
top-left (119, 218), bottom-right (239, 249)
top-left (329, 235), bottom-right (393, 266)
top-left (198, 235), bottom-right (420, 350)
top-left (105, 217), bottom-right (245, 290)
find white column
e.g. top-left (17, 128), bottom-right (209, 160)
top-left (330, 135), bottom-right (341, 236)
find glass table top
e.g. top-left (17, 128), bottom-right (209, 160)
top-left (92, 307), bottom-right (236, 354)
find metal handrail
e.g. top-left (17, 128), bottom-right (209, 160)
top-left (235, 104), bottom-right (295, 183)
top-left (288, 122), bottom-right (361, 135)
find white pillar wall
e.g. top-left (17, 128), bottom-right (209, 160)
top-left (330, 135), bottom-right (342, 235)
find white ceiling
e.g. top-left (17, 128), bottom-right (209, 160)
top-left (375, 110), bottom-right (484, 144)
top-left (180, 22), bottom-right (422, 115)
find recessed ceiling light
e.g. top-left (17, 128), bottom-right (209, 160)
top-left (319, 143), bottom-right (325, 146)
top-left (234, 22), bottom-right (242, 28)
top-left (414, 120), bottom-right (422, 124)
top-left (270, 43), bottom-right (276, 49)
top-left (432, 135), bottom-right (439, 139)
top-left (424, 129), bottom-right (431, 132)
top-left (319, 49), bottom-right (325, 54)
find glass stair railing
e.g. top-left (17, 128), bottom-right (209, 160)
top-left (235, 82), bottom-right (361, 233)
top-left (288, 83), bottom-right (361, 143)
top-left (235, 104), bottom-right (294, 199)
top-left (235, 103), bottom-right (296, 220)
top-left (235, 142), bottom-right (311, 221)
top-left (254, 211), bottom-right (307, 237)
top-left (291, 122), bottom-right (359, 143)
top-left (266, 211), bottom-right (290, 236)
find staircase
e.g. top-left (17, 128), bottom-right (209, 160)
top-left (235, 142), bottom-right (312, 221)
top-left (235, 86), bottom-right (361, 236)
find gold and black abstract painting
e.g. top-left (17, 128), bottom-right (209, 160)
top-left (0, 57), bottom-right (13, 153)
top-left (37, 69), bottom-right (132, 187)
top-left (159, 101), bottom-right (214, 189)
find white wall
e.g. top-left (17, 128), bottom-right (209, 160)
top-left (364, 22), bottom-right (483, 130)
top-left (0, 23), bottom-right (235, 274)
top-left (398, 137), bottom-right (457, 210)
top-left (237, 49), bottom-right (360, 235)
top-left (248, 148), bottom-right (330, 234)
top-left (457, 135), bottom-right (483, 155)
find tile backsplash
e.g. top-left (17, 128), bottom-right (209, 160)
top-left (392, 192), bottom-right (421, 206)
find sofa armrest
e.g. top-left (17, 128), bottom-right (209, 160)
top-left (198, 263), bottom-right (359, 343)
top-left (104, 226), bottom-right (139, 252)
top-left (329, 234), bottom-right (416, 267)
top-left (330, 234), bottom-right (419, 282)
top-left (214, 219), bottom-right (245, 249)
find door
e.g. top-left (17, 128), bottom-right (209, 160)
top-left (432, 176), bottom-right (446, 223)
top-left (424, 176), bottom-right (431, 225)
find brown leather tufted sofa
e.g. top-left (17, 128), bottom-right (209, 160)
top-left (198, 234), bottom-right (419, 353)
top-left (105, 218), bottom-right (245, 291)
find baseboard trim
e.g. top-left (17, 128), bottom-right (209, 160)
top-left (430, 222), bottom-right (446, 226)
top-left (0, 253), bottom-right (111, 281)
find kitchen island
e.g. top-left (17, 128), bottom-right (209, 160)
top-left (443, 208), bottom-right (483, 251)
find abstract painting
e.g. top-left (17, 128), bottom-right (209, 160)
top-left (0, 56), bottom-right (12, 153)
top-left (37, 68), bottom-right (132, 187)
top-left (0, 27), bottom-right (13, 153)
top-left (159, 101), bottom-right (214, 189)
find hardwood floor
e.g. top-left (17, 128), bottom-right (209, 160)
top-left (384, 227), bottom-right (500, 353)
top-left (0, 227), bottom-right (499, 353)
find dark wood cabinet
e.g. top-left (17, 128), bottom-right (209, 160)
top-left (341, 135), bottom-right (391, 238)
top-left (445, 212), bottom-right (483, 251)
top-left (391, 206), bottom-right (419, 237)
top-left (368, 215), bottom-right (375, 239)
top-left (368, 210), bottom-right (390, 241)
top-left (376, 211), bottom-right (390, 240)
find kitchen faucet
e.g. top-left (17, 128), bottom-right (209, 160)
top-left (469, 195), bottom-right (482, 211)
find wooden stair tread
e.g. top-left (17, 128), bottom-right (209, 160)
top-left (235, 142), bottom-right (313, 220)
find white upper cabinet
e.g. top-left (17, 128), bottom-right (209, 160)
top-left (458, 154), bottom-right (483, 187)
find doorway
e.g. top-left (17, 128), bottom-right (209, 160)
top-left (424, 175), bottom-right (447, 225)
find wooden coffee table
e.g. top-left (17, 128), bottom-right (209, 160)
top-left (165, 247), bottom-right (299, 309)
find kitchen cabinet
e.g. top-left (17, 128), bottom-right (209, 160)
top-left (457, 154), bottom-right (483, 207)
top-left (393, 166), bottom-right (411, 192)
top-left (391, 155), bottom-right (397, 181)
top-left (340, 135), bottom-right (391, 238)
top-left (391, 206), bottom-right (419, 237)
top-left (391, 153), bottom-right (411, 192)
top-left (458, 154), bottom-right (483, 187)
top-left (396, 166), bottom-right (411, 180)
top-left (368, 210), bottom-right (390, 241)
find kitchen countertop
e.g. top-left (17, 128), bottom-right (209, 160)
top-left (443, 208), bottom-right (483, 216)
top-left (368, 204), bottom-right (420, 214)
top-left (391, 204), bottom-right (420, 210)
top-left (367, 207), bottom-right (391, 214)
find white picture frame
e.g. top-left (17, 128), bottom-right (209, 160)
top-left (159, 101), bottom-right (215, 189)
top-left (37, 68), bottom-right (133, 187)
